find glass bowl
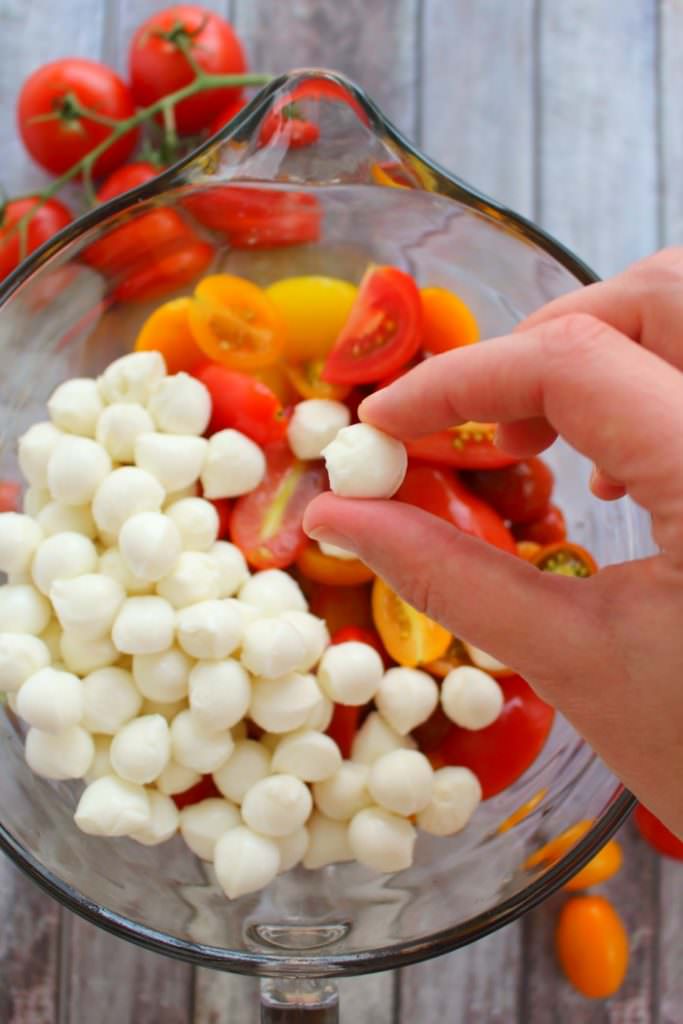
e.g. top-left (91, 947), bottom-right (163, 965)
top-left (0, 70), bottom-right (636, 1015)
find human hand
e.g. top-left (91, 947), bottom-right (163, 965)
top-left (304, 248), bottom-right (683, 836)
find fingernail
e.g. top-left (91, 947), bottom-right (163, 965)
top-left (305, 525), bottom-right (357, 554)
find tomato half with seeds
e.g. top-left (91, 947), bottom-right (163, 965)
top-left (407, 422), bottom-right (519, 470)
top-left (532, 541), bottom-right (597, 578)
top-left (634, 805), bottom-right (683, 860)
top-left (296, 542), bottom-right (374, 587)
top-left (286, 360), bottom-right (351, 402)
top-left (372, 577), bottom-right (451, 668)
top-left (322, 266), bottom-right (422, 385)
top-left (194, 363), bottom-right (287, 446)
top-left (464, 457), bottom-right (554, 525)
top-left (230, 443), bottom-right (327, 569)
top-left (514, 504), bottom-right (567, 546)
top-left (183, 186), bottom-right (321, 249)
top-left (135, 297), bottom-right (204, 373)
top-left (189, 274), bottom-right (285, 371)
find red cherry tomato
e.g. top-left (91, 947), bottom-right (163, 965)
top-left (331, 625), bottom-right (391, 667)
top-left (394, 465), bottom-right (516, 553)
top-left (210, 498), bottom-right (232, 539)
top-left (231, 443), bottom-right (327, 569)
top-left (0, 481), bottom-right (21, 512)
top-left (412, 706), bottom-right (454, 754)
top-left (260, 108), bottom-right (321, 149)
top-left (634, 805), bottom-right (683, 860)
top-left (326, 704), bottom-right (360, 759)
top-left (514, 504), bottom-right (567, 545)
top-left (276, 79), bottom-right (369, 124)
top-left (407, 423), bottom-right (519, 470)
top-left (322, 266), bottom-right (422, 385)
top-left (464, 458), bottom-right (554, 525)
top-left (0, 197), bottom-right (72, 281)
top-left (97, 162), bottom-right (160, 202)
top-left (129, 5), bottom-right (247, 134)
top-left (184, 186), bottom-right (321, 249)
top-left (172, 774), bottom-right (220, 810)
top-left (436, 675), bottom-right (555, 799)
top-left (18, 59), bottom-right (138, 178)
top-left (194, 363), bottom-right (287, 446)
top-left (208, 95), bottom-right (248, 136)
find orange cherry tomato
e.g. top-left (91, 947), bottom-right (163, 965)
top-left (372, 577), bottom-right (451, 668)
top-left (307, 583), bottom-right (373, 635)
top-left (526, 820), bottom-right (592, 869)
top-left (420, 286), bottom-right (479, 354)
top-left (497, 789), bottom-right (547, 834)
top-left (296, 541), bottom-right (375, 587)
top-left (556, 896), bottom-right (628, 999)
top-left (285, 359), bottom-right (351, 401)
top-left (564, 840), bottom-right (623, 892)
top-left (516, 540), bottom-right (542, 561)
top-left (532, 541), bottom-right (598, 578)
top-left (634, 804), bottom-right (683, 860)
top-left (135, 297), bottom-right (204, 373)
top-left (188, 274), bottom-right (285, 371)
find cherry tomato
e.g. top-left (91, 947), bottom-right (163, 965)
top-left (210, 498), bottom-right (232, 539)
top-left (0, 197), bottom-right (71, 281)
top-left (412, 706), bottom-right (454, 754)
top-left (268, 79), bottom-right (369, 125)
top-left (532, 541), bottom-right (598, 578)
top-left (194, 363), bottom-right (286, 446)
top-left (514, 504), bottom-right (567, 545)
top-left (330, 625), bottom-right (389, 664)
top-left (251, 363), bottom-right (298, 406)
top-left (497, 789), bottom-right (547, 833)
top-left (526, 821), bottom-right (593, 869)
top-left (556, 896), bottom-right (628, 999)
top-left (188, 274), bottom-right (285, 371)
top-left (516, 540), bottom-right (542, 561)
top-left (634, 804), bottom-right (683, 860)
top-left (135, 297), bottom-right (204, 373)
top-left (0, 481), bottom-right (21, 512)
top-left (18, 59), bottom-right (138, 178)
top-left (436, 675), bottom-right (555, 799)
top-left (117, 239), bottom-right (213, 303)
top-left (420, 287), bottom-right (479, 353)
top-left (372, 577), bottom-right (451, 668)
top-left (260, 107), bottom-right (321, 149)
top-left (421, 637), bottom-right (472, 679)
top-left (464, 458), bottom-right (554, 525)
top-left (296, 542), bottom-right (374, 587)
top-left (184, 186), bottom-right (321, 249)
top-left (407, 423), bottom-right (519, 470)
top-left (370, 161), bottom-right (415, 189)
top-left (326, 704), bottom-right (360, 759)
top-left (322, 266), bottom-right (422, 385)
top-left (231, 443), bottom-right (327, 569)
top-left (394, 465), bottom-right (516, 553)
top-left (208, 95), bottom-right (247, 136)
top-left (172, 774), bottom-right (220, 810)
top-left (525, 819), bottom-right (623, 889)
top-left (97, 162), bottom-right (160, 202)
top-left (266, 276), bottom-right (358, 364)
top-left (129, 5), bottom-right (246, 134)
top-left (306, 583), bottom-right (373, 634)
top-left (285, 360), bottom-right (351, 402)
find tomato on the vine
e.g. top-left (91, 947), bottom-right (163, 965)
top-left (208, 95), bottom-right (248, 136)
top-left (194, 363), bottom-right (287, 446)
top-left (514, 504), bottom-right (567, 546)
top-left (634, 804), bottom-right (683, 860)
top-left (184, 186), bottom-right (321, 249)
top-left (0, 197), bottom-right (72, 281)
top-left (464, 457), bottom-right (554, 525)
top-left (97, 162), bottom-right (160, 202)
top-left (407, 423), bottom-right (518, 470)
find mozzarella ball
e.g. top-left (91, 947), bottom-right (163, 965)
top-left (276, 826), bottom-right (310, 873)
top-left (303, 812), bottom-right (354, 869)
top-left (23, 486), bottom-right (50, 517)
top-left (367, 749), bottom-right (434, 815)
top-left (416, 766), bottom-right (482, 836)
top-left (31, 532), bottom-right (98, 596)
top-left (317, 642), bottom-right (383, 705)
top-left (189, 659), bottom-right (251, 732)
top-left (50, 573), bottom-right (125, 637)
top-left (47, 437), bottom-right (111, 505)
top-left (92, 467), bottom-right (165, 536)
top-left (166, 498), bottom-right (218, 552)
top-left (98, 351), bottom-right (166, 405)
top-left (84, 735), bottom-right (113, 783)
top-left (0, 513), bottom-right (43, 575)
top-left (350, 711), bottom-right (416, 765)
top-left (322, 423), bottom-right (407, 499)
top-left (148, 373), bottom-right (211, 435)
top-left (48, 378), bottom-right (103, 436)
top-left (441, 666), bottom-right (504, 730)
top-left (200, 429), bottom-right (265, 499)
top-left (170, 709), bottom-right (234, 773)
top-left (272, 729), bottom-right (342, 782)
top-left (37, 501), bottom-right (97, 539)
top-left (133, 647), bottom-right (192, 703)
top-left (16, 666), bottom-right (82, 733)
top-left (156, 551), bottom-right (221, 609)
top-left (249, 672), bottom-right (322, 734)
top-left (60, 630), bottom-right (118, 674)
top-left (180, 797), bottom-right (240, 861)
top-left (163, 483), bottom-right (199, 506)
top-left (129, 790), bottom-right (179, 846)
top-left (96, 402), bottom-right (155, 463)
top-left (213, 739), bottom-right (271, 803)
top-left (319, 540), bottom-right (356, 560)
top-left (374, 667), bottom-right (439, 736)
top-left (0, 634), bottom-right (50, 693)
top-left (25, 725), bottom-right (94, 780)
top-left (110, 714), bottom-right (171, 785)
top-left (224, 597), bottom-right (260, 630)
top-left (112, 596), bottom-right (175, 655)
top-left (239, 570), bottom-right (307, 615)
top-left (156, 759), bottom-right (200, 796)
top-left (463, 641), bottom-right (509, 674)
top-left (214, 825), bottom-right (280, 899)
top-left (209, 541), bottom-right (249, 596)
top-left (313, 762), bottom-right (372, 821)
top-left (280, 610), bottom-right (329, 671)
top-left (135, 433), bottom-right (208, 494)
top-left (75, 774), bottom-right (151, 836)
top-left (241, 774), bottom-right (313, 837)
top-left (118, 512), bottom-right (182, 583)
top-left (240, 618), bottom-right (308, 679)
top-left (0, 584), bottom-right (52, 635)
top-left (82, 666), bottom-right (142, 734)
top-left (142, 697), bottom-right (187, 722)
top-left (18, 422), bottom-right (63, 488)
top-left (287, 399), bottom-right (350, 460)
top-left (176, 599), bottom-right (242, 659)
top-left (303, 689), bottom-right (334, 732)
top-left (99, 548), bottom-right (153, 595)
top-left (348, 807), bottom-right (416, 873)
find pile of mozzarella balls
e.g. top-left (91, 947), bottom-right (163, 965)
top-left (0, 351), bottom-right (501, 900)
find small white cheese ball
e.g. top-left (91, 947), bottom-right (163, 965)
top-left (241, 774), bottom-right (313, 837)
top-left (99, 548), bottom-right (153, 595)
top-left (84, 735), bottom-right (113, 783)
top-left (156, 759), bottom-right (200, 796)
top-left (163, 483), bottom-right (199, 506)
top-left (148, 372), bottom-right (211, 435)
top-left (317, 642), bottom-right (383, 705)
top-left (313, 762), bottom-right (372, 821)
top-left (303, 689), bottom-right (334, 732)
top-left (19, 422), bottom-right (64, 488)
top-left (39, 619), bottom-right (62, 660)
top-left (23, 486), bottom-right (50, 517)
top-left (463, 641), bottom-right (509, 674)
top-left (135, 433), bottom-right (208, 493)
top-left (179, 797), bottom-right (240, 861)
top-left (37, 501), bottom-right (97, 539)
top-left (303, 812), bottom-right (354, 869)
top-left (224, 598), bottom-right (260, 630)
top-left (0, 513), bottom-right (43, 575)
top-left (170, 709), bottom-right (234, 773)
top-left (47, 436), bottom-right (111, 506)
top-left (213, 740), bottom-right (271, 804)
top-left (276, 826), bottom-right (310, 872)
top-left (249, 672), bottom-right (322, 734)
top-left (322, 423), bottom-right (407, 499)
top-left (200, 429), bottom-right (266, 499)
top-left (129, 790), bottom-right (179, 846)
top-left (416, 766), bottom-right (482, 836)
top-left (176, 599), bottom-right (242, 659)
top-left (31, 532), bottom-right (98, 596)
top-left (210, 541), bottom-right (249, 596)
top-left (239, 569), bottom-right (307, 615)
top-left (0, 584), bottom-right (52, 634)
top-left (92, 467), bottom-right (165, 536)
top-left (350, 711), bottom-right (416, 765)
top-left (441, 666), bottom-right (504, 730)
top-left (75, 774), bottom-right (151, 837)
top-left (240, 618), bottom-right (308, 679)
top-left (272, 729), bottom-right (342, 782)
top-left (133, 647), bottom-right (192, 703)
top-left (16, 666), bottom-right (82, 733)
top-left (214, 825), bottom-right (280, 899)
top-left (156, 551), bottom-right (221, 609)
top-left (25, 725), bottom-right (94, 780)
top-left (280, 611), bottom-right (329, 672)
top-left (189, 659), bottom-right (251, 732)
top-left (48, 378), bottom-right (103, 437)
top-left (110, 714), bottom-right (171, 785)
top-left (50, 573), bottom-right (125, 637)
top-left (96, 402), bottom-right (155, 463)
top-left (82, 666), bottom-right (142, 734)
top-left (367, 749), bottom-right (434, 816)
top-left (287, 399), bottom-right (351, 460)
top-left (318, 540), bottom-right (356, 560)
top-left (348, 807), bottom-right (416, 873)
top-left (60, 630), bottom-right (118, 674)
top-left (112, 596), bottom-right (176, 655)
top-left (166, 498), bottom-right (218, 552)
top-left (374, 667), bottom-right (439, 736)
top-left (98, 351), bottom-right (166, 405)
top-left (118, 512), bottom-right (182, 582)
top-left (142, 697), bottom-right (187, 722)
top-left (0, 634), bottom-right (50, 693)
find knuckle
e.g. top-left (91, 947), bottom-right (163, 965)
top-left (539, 312), bottom-right (607, 363)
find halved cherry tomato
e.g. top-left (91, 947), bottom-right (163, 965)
top-left (407, 423), bottom-right (518, 470)
top-left (211, 498), bottom-right (232, 540)
top-left (260, 107), bottom-right (321, 149)
top-left (135, 297), bottom-right (204, 373)
top-left (516, 540), bottom-right (542, 561)
top-left (526, 820), bottom-right (593, 869)
top-left (117, 240), bottom-right (213, 303)
top-left (394, 465), bottom-right (516, 553)
top-left (436, 675), bottom-right (555, 799)
top-left (331, 625), bottom-right (390, 666)
top-left (634, 804), bottom-right (683, 860)
top-left (464, 458), bottom-right (554, 525)
top-left (0, 481), bottom-right (20, 512)
top-left (97, 161), bottom-right (159, 203)
top-left (306, 583), bottom-right (373, 634)
top-left (497, 789), bottom-right (547, 834)
top-left (322, 266), bottom-right (422, 385)
top-left (230, 443), bottom-right (326, 569)
top-left (372, 577), bottom-right (451, 668)
top-left (421, 637), bottom-right (472, 679)
top-left (172, 774), bottom-right (220, 810)
top-left (183, 186), bottom-right (321, 249)
top-left (296, 541), bottom-right (374, 587)
top-left (555, 896), bottom-right (628, 999)
top-left (420, 287), bottom-right (480, 353)
top-left (271, 78), bottom-right (369, 125)
top-left (194, 363), bottom-right (287, 446)
top-left (266, 276), bottom-right (358, 363)
top-left (326, 704), bottom-right (360, 759)
top-left (189, 274), bottom-right (284, 371)
top-left (285, 360), bottom-right (351, 402)
top-left (525, 819), bottom-right (623, 889)
top-left (532, 541), bottom-right (598, 578)
top-left (514, 504), bottom-right (567, 546)
top-left (251, 363), bottom-right (298, 405)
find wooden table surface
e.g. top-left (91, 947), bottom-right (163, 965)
top-left (1, 1), bottom-right (682, 1021)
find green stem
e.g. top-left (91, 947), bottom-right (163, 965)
top-left (161, 101), bottom-right (179, 163)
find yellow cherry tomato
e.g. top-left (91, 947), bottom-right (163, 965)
top-left (285, 359), bottom-right (351, 401)
top-left (563, 840), bottom-right (623, 891)
top-left (135, 297), bottom-right (204, 374)
top-left (266, 275), bottom-right (357, 363)
top-left (497, 789), bottom-right (548, 834)
top-left (420, 286), bottom-right (480, 354)
top-left (296, 541), bottom-right (375, 587)
top-left (556, 896), bottom-right (628, 998)
top-left (372, 577), bottom-right (451, 668)
top-left (250, 363), bottom-right (298, 405)
top-left (188, 274), bottom-right (285, 371)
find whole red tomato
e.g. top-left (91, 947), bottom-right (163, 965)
top-left (17, 59), bottom-right (138, 178)
top-left (208, 95), bottom-right (247, 136)
top-left (0, 197), bottom-right (72, 281)
top-left (97, 162), bottom-right (160, 202)
top-left (129, 5), bottom-right (247, 134)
